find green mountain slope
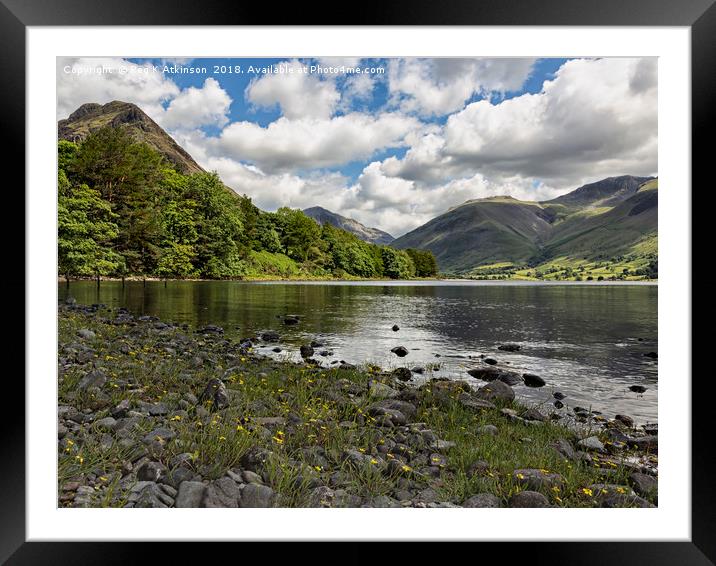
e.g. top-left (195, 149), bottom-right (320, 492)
top-left (544, 186), bottom-right (657, 261)
top-left (392, 177), bottom-right (658, 275)
top-left (392, 197), bottom-right (554, 272)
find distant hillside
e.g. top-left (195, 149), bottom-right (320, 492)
top-left (58, 101), bottom-right (204, 174)
top-left (391, 197), bottom-right (553, 272)
top-left (544, 175), bottom-right (653, 211)
top-left (303, 206), bottom-right (395, 245)
top-left (392, 176), bottom-right (658, 274)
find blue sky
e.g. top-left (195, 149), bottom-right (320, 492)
top-left (58, 56), bottom-right (656, 236)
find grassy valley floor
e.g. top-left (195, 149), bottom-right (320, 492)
top-left (58, 303), bottom-right (658, 508)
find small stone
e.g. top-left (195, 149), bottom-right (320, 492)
top-left (497, 343), bottom-right (521, 352)
top-left (197, 378), bottom-right (229, 411)
top-left (601, 493), bottom-right (655, 508)
top-left (476, 380), bottom-right (515, 403)
top-left (77, 369), bottom-right (107, 391)
top-left (136, 461), bottom-right (166, 482)
top-left (512, 468), bottom-right (564, 491)
top-left (148, 403), bottom-right (169, 416)
top-left (629, 472), bottom-right (657, 497)
top-left (391, 367), bottom-right (412, 382)
top-left (460, 398), bottom-right (496, 412)
top-left (77, 328), bottom-right (96, 340)
top-left (578, 436), bottom-right (606, 453)
top-left (94, 416), bottom-right (117, 431)
top-left (142, 427), bottom-right (176, 444)
top-left (391, 325), bottom-right (400, 332)
top-left (628, 435), bottom-right (658, 452)
top-left (203, 477), bottom-right (241, 508)
top-left (175, 481), bottom-right (206, 508)
top-left (615, 414), bottom-right (634, 428)
top-left (483, 358), bottom-right (498, 365)
top-left (551, 438), bottom-right (577, 460)
top-left (165, 467), bottom-right (196, 489)
top-left (308, 486), bottom-right (336, 507)
top-left (369, 381), bottom-right (399, 399)
top-left (522, 407), bottom-right (547, 422)
top-left (300, 345), bottom-right (314, 359)
top-left (463, 493), bottom-right (501, 507)
top-left (477, 424), bottom-right (499, 436)
top-left (111, 399), bottom-right (131, 418)
top-left (510, 491), bottom-right (550, 508)
top-left (391, 346), bottom-right (409, 357)
top-left (239, 483), bottom-right (275, 508)
top-left (432, 439), bottom-right (456, 451)
top-left (243, 470), bottom-right (264, 484)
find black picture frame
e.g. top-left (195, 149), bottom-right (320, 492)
top-left (4, 0), bottom-right (708, 563)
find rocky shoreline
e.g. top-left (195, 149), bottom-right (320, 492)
top-left (58, 300), bottom-right (658, 508)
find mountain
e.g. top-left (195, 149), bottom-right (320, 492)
top-left (303, 206), bottom-right (395, 245)
top-left (392, 176), bottom-right (657, 274)
top-left (544, 175), bottom-right (653, 211)
top-left (58, 101), bottom-right (204, 174)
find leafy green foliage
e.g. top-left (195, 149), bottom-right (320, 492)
top-left (405, 248), bottom-right (438, 277)
top-left (381, 247), bottom-right (416, 279)
top-left (57, 127), bottom-right (437, 280)
top-left (58, 176), bottom-right (124, 278)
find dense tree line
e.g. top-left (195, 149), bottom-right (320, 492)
top-left (58, 127), bottom-right (438, 280)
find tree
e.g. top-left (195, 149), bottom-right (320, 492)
top-left (66, 130), bottom-right (167, 274)
top-left (58, 140), bottom-right (79, 172)
top-left (58, 178), bottom-right (124, 279)
top-left (381, 247), bottom-right (416, 279)
top-left (185, 172), bottom-right (246, 278)
top-left (274, 207), bottom-right (321, 262)
top-left (405, 248), bottom-right (438, 277)
top-left (156, 200), bottom-right (198, 279)
top-left (254, 213), bottom-right (283, 253)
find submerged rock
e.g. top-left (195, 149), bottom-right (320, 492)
top-left (497, 343), bottom-right (521, 352)
top-left (391, 346), bottom-right (409, 357)
top-left (523, 373), bottom-right (546, 387)
top-left (261, 331), bottom-right (280, 342)
top-left (467, 366), bottom-right (500, 381)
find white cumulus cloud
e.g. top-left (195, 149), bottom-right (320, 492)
top-left (388, 58), bottom-right (536, 117)
top-left (246, 60), bottom-right (340, 120)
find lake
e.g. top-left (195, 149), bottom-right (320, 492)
top-left (58, 280), bottom-right (658, 424)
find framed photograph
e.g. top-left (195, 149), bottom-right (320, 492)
top-left (6, 0), bottom-right (709, 562)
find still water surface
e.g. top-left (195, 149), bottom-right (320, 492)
top-left (59, 280), bottom-right (658, 424)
